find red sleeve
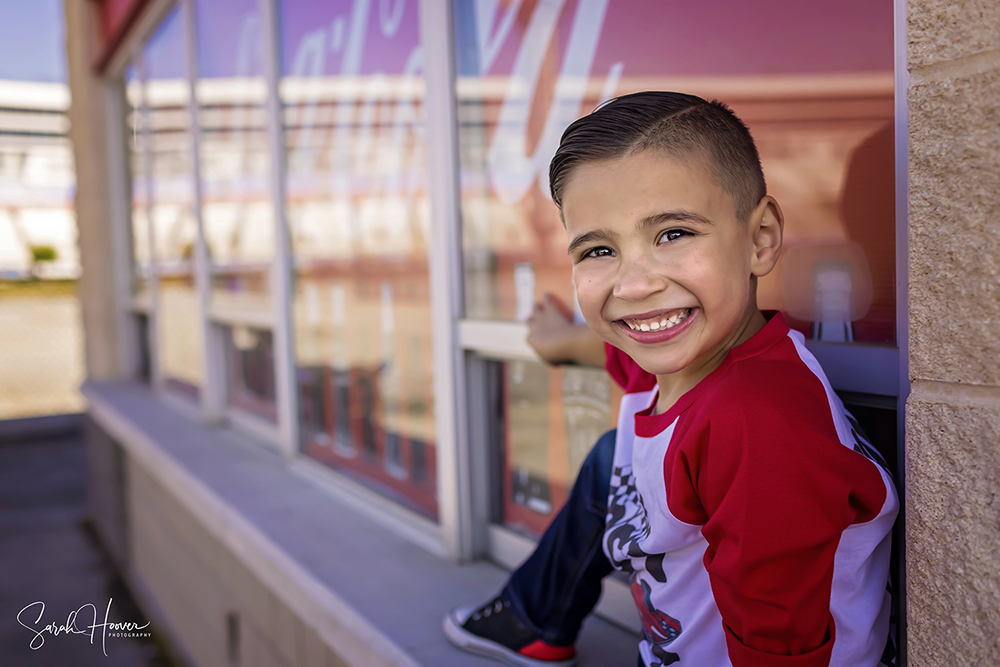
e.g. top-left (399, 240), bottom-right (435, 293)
top-left (666, 366), bottom-right (888, 667)
top-left (604, 343), bottom-right (657, 393)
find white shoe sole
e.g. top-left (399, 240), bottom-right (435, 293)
top-left (442, 605), bottom-right (577, 667)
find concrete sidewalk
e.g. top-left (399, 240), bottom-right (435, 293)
top-left (0, 424), bottom-right (175, 667)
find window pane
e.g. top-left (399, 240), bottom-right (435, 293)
top-left (498, 360), bottom-right (618, 538)
top-left (159, 275), bottom-right (202, 396)
top-left (146, 6), bottom-right (203, 395)
top-left (453, 0), bottom-right (895, 345)
top-left (223, 325), bottom-right (277, 421)
top-left (280, 0), bottom-right (436, 519)
top-left (125, 64), bottom-right (151, 299)
top-left (194, 0), bottom-right (273, 309)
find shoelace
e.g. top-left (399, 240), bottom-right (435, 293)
top-left (471, 597), bottom-right (510, 621)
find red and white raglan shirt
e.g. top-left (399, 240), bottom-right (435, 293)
top-left (603, 313), bottom-right (898, 667)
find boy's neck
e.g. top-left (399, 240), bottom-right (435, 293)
top-left (653, 307), bottom-right (767, 415)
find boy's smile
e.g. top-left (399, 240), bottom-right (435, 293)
top-left (563, 149), bottom-right (783, 404)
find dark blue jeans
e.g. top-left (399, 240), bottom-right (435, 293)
top-left (502, 428), bottom-right (617, 647)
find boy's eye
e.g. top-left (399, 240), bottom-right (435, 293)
top-left (658, 229), bottom-right (691, 244)
top-left (582, 246), bottom-right (614, 260)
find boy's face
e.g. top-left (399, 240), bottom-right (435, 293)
top-left (563, 149), bottom-right (778, 378)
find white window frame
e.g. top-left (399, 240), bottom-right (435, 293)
top-left (256, 0), bottom-right (299, 459)
top-left (893, 1), bottom-right (909, 664)
top-left (180, 0), bottom-right (225, 424)
top-left (420, 0), bottom-right (481, 563)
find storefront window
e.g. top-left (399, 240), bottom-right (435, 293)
top-left (193, 0), bottom-right (273, 308)
top-left (279, 0), bottom-right (436, 519)
top-left (453, 0), bottom-right (895, 536)
top-left (146, 6), bottom-right (203, 397)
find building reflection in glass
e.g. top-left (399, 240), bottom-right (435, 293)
top-left (194, 0), bottom-right (274, 308)
top-left (453, 0), bottom-right (895, 536)
top-left (146, 5), bottom-right (203, 397)
top-left (279, 0), bottom-right (436, 519)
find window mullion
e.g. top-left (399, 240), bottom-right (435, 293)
top-left (181, 0), bottom-right (225, 423)
top-left (136, 47), bottom-right (163, 391)
top-left (259, 0), bottom-right (300, 460)
top-left (420, 0), bottom-right (485, 561)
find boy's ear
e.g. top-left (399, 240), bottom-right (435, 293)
top-left (748, 195), bottom-right (783, 277)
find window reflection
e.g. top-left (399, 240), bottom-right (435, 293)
top-left (146, 6), bottom-right (203, 395)
top-left (159, 275), bottom-right (201, 397)
top-left (280, 0), bottom-right (436, 519)
top-left (454, 0), bottom-right (896, 537)
top-left (125, 64), bottom-right (150, 299)
top-left (501, 360), bottom-right (617, 538)
top-left (194, 0), bottom-right (273, 308)
top-left (453, 0), bottom-right (895, 345)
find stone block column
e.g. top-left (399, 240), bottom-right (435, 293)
top-left (906, 1), bottom-right (1000, 664)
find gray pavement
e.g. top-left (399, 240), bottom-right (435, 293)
top-left (0, 426), bottom-right (176, 667)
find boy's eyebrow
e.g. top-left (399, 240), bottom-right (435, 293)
top-left (567, 229), bottom-right (619, 255)
top-left (638, 210), bottom-right (715, 230)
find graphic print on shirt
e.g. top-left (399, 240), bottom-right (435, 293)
top-left (631, 577), bottom-right (682, 666)
top-left (605, 464), bottom-right (681, 666)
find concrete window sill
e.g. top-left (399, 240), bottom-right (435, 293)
top-left (83, 380), bottom-right (639, 667)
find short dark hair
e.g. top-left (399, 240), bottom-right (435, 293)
top-left (549, 91), bottom-right (766, 222)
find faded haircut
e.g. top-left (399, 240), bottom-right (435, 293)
top-left (549, 91), bottom-right (766, 223)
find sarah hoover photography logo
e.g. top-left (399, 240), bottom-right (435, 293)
top-left (17, 597), bottom-right (151, 656)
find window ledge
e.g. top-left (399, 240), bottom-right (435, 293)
top-left (83, 380), bottom-right (639, 667)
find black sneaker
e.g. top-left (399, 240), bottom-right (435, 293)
top-left (442, 596), bottom-right (577, 667)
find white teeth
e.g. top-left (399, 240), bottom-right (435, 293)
top-left (624, 308), bottom-right (691, 333)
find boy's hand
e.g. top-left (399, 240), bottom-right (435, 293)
top-left (526, 293), bottom-right (605, 368)
top-left (526, 293), bottom-right (575, 363)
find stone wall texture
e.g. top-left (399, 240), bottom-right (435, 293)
top-left (908, 0), bottom-right (1000, 67)
top-left (908, 64), bottom-right (1000, 386)
top-left (907, 1), bottom-right (1000, 665)
top-left (906, 385), bottom-right (1000, 664)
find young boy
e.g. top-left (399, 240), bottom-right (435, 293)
top-left (446, 92), bottom-right (897, 667)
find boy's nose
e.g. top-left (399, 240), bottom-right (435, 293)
top-left (613, 257), bottom-right (668, 302)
